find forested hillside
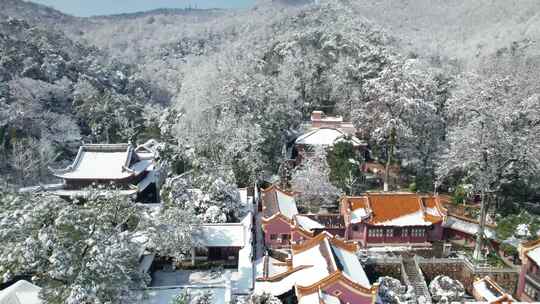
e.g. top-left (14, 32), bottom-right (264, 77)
top-left (1, 0), bottom-right (539, 205)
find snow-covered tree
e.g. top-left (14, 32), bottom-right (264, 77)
top-left (352, 59), bottom-right (440, 191)
top-left (0, 190), bottom-right (150, 304)
top-left (291, 146), bottom-right (342, 212)
top-left (326, 140), bottom-right (364, 195)
top-left (149, 205), bottom-right (200, 262)
top-left (248, 292), bottom-right (282, 304)
top-left (437, 75), bottom-right (540, 260)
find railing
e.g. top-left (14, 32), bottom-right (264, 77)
top-left (526, 273), bottom-right (540, 289)
top-left (415, 255), bottom-right (519, 274)
top-left (412, 256), bottom-right (432, 304)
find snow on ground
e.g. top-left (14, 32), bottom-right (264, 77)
top-left (151, 270), bottom-right (227, 286)
top-left (142, 286), bottom-right (228, 304)
top-left (232, 213), bottom-right (254, 294)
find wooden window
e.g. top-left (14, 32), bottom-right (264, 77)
top-left (352, 225), bottom-right (360, 232)
top-left (411, 228), bottom-right (425, 237)
top-left (281, 234), bottom-right (290, 240)
top-left (386, 229), bottom-right (394, 237)
top-left (402, 228), bottom-right (408, 237)
top-left (524, 283), bottom-right (536, 299)
top-left (270, 234), bottom-right (277, 240)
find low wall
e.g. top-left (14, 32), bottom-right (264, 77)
top-left (364, 258), bottom-right (402, 283)
top-left (416, 257), bottom-right (519, 295)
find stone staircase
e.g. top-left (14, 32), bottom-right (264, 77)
top-left (402, 256), bottom-right (432, 304)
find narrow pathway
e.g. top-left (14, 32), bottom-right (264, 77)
top-left (255, 209), bottom-right (265, 259)
top-left (402, 256), bottom-right (432, 304)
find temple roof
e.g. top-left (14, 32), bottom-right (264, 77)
top-left (50, 142), bottom-right (157, 180)
top-left (343, 192), bottom-right (445, 227)
top-left (0, 280), bottom-right (42, 304)
top-left (255, 233), bottom-right (373, 298)
top-left (295, 128), bottom-right (365, 147)
top-left (261, 185), bottom-right (298, 219)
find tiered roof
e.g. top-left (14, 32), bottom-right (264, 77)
top-left (342, 192), bottom-right (445, 227)
top-left (292, 214), bottom-right (345, 239)
top-left (261, 185), bottom-right (298, 221)
top-left (50, 141), bottom-right (159, 181)
top-left (255, 233), bottom-right (375, 300)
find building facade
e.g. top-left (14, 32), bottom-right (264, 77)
top-left (340, 192), bottom-right (445, 247)
top-left (517, 239), bottom-right (540, 302)
top-left (21, 140), bottom-right (163, 204)
top-left (255, 232), bottom-right (377, 304)
top-left (260, 185), bottom-right (299, 249)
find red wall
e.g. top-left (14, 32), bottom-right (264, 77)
top-left (263, 217), bottom-right (293, 249)
top-left (364, 226), bottom-right (428, 244)
top-left (322, 280), bottom-right (373, 304)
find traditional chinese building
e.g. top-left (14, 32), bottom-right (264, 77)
top-left (294, 127), bottom-right (367, 161)
top-left (473, 276), bottom-right (515, 303)
top-left (260, 185), bottom-right (299, 249)
top-left (307, 110), bottom-right (356, 135)
top-left (340, 192), bottom-right (446, 247)
top-left (291, 214), bottom-right (345, 244)
top-left (442, 213), bottom-right (498, 247)
top-left (21, 140), bottom-right (163, 203)
top-left (517, 239), bottom-right (540, 302)
top-left (255, 232), bottom-right (377, 304)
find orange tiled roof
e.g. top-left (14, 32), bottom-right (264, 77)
top-left (344, 192), bottom-right (445, 225)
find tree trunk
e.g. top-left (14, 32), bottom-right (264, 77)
top-left (384, 129), bottom-right (396, 192)
top-left (473, 190), bottom-right (488, 262)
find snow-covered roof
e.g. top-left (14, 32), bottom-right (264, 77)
top-left (372, 210), bottom-right (433, 226)
top-left (295, 215), bottom-right (324, 230)
top-left (527, 246), bottom-right (540, 266)
top-left (330, 242), bottom-right (370, 287)
top-left (50, 143), bottom-right (155, 180)
top-left (292, 239), bottom-right (334, 287)
top-left (292, 233), bottom-right (370, 289)
top-left (195, 223), bottom-right (245, 247)
top-left (295, 128), bottom-right (364, 146)
top-left (276, 190), bottom-right (298, 218)
top-left (0, 280), bottom-right (42, 304)
top-left (351, 208), bottom-right (369, 224)
top-left (41, 188), bottom-right (139, 197)
top-left (261, 186), bottom-right (298, 220)
top-left (343, 193), bottom-right (444, 227)
top-left (255, 233), bottom-right (371, 297)
top-left (473, 276), bottom-right (514, 303)
top-left (443, 216), bottom-right (497, 240)
top-left (254, 258), bottom-right (300, 296)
